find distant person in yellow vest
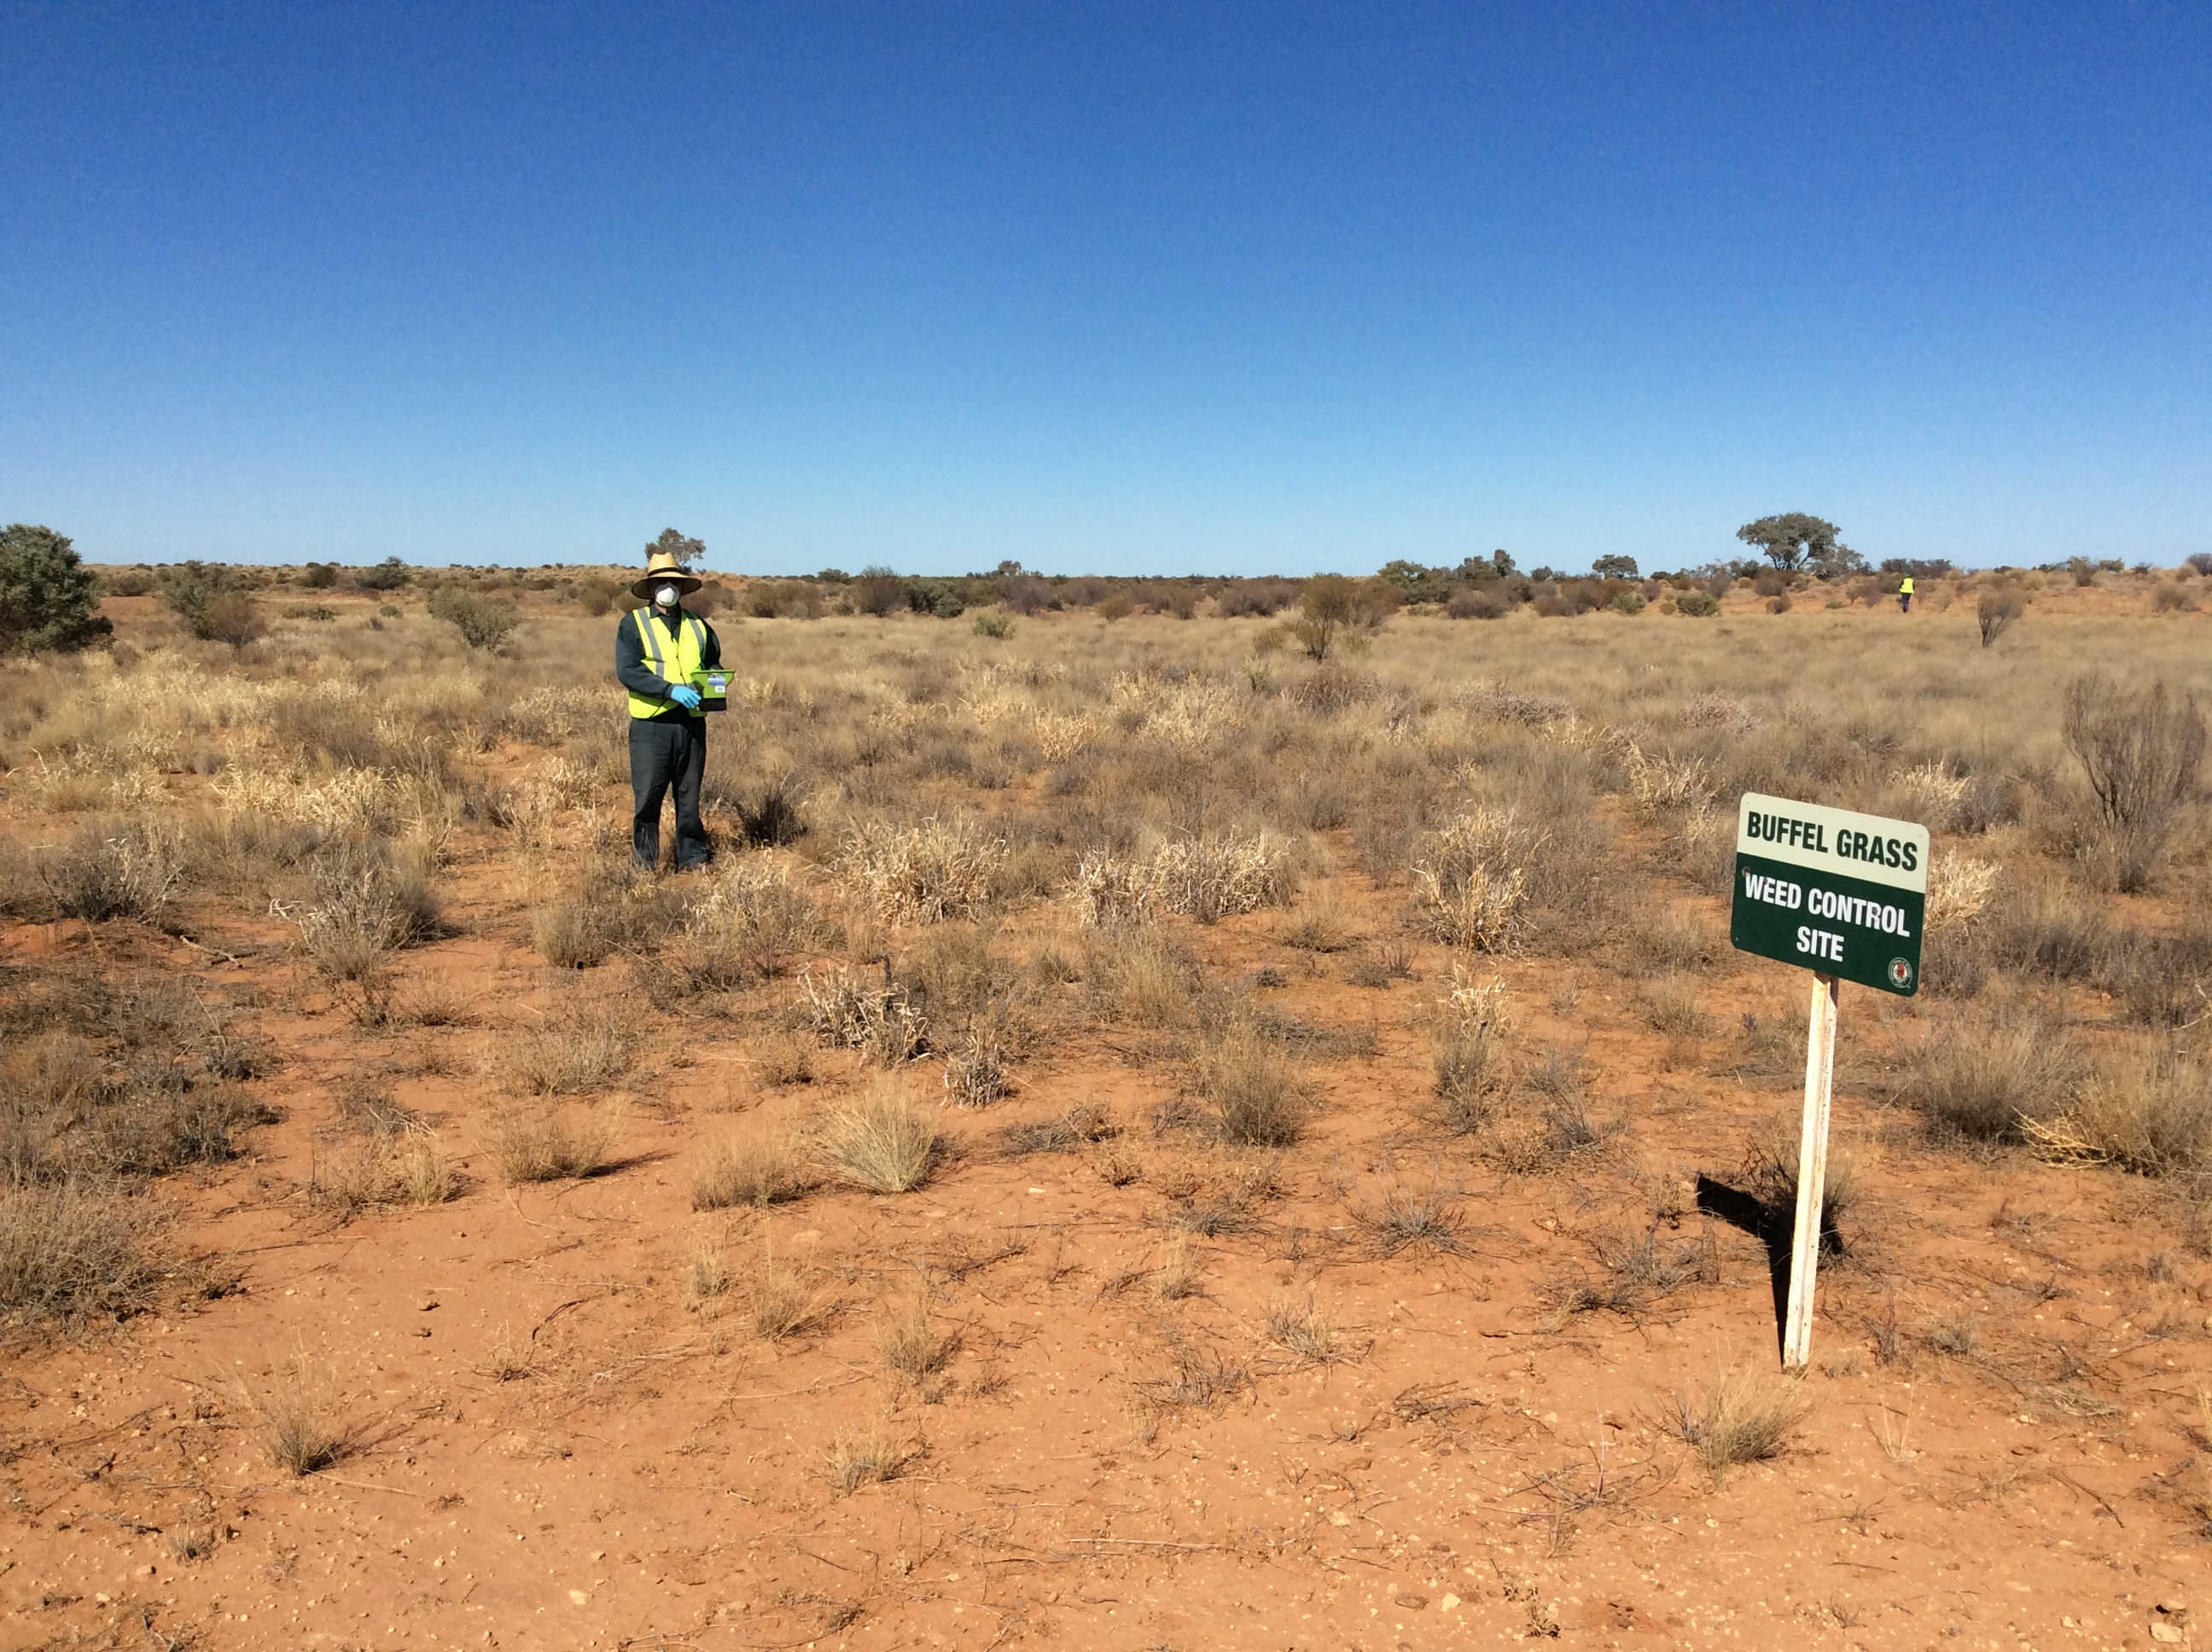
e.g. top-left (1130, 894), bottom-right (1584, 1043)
top-left (614, 550), bottom-right (723, 871)
top-left (1898, 575), bottom-right (1914, 614)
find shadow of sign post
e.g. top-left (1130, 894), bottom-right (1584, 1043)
top-left (1729, 793), bottom-right (1927, 1369)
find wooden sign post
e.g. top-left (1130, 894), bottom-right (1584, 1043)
top-left (1729, 794), bottom-right (1929, 1370)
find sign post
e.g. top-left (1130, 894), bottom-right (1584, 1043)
top-left (1730, 794), bottom-right (1928, 1370)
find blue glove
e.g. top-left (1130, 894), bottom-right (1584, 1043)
top-left (668, 684), bottom-right (702, 712)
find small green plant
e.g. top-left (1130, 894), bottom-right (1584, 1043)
top-left (972, 610), bottom-right (1014, 638)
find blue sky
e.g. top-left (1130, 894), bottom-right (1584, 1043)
top-left (4, 3), bottom-right (2207, 574)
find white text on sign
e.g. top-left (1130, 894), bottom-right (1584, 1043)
top-left (1739, 871), bottom-right (1914, 937)
top-left (1795, 925), bottom-right (1845, 962)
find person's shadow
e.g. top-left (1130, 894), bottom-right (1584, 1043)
top-left (1693, 1174), bottom-right (1846, 1356)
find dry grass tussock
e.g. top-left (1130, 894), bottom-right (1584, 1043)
top-left (836, 815), bottom-right (1004, 924)
top-left (818, 1079), bottom-right (940, 1193)
top-left (1430, 967), bottom-right (1514, 1135)
top-left (490, 1102), bottom-right (623, 1184)
top-left (2022, 1047), bottom-right (2212, 1176)
top-left (1900, 1009), bottom-right (2089, 1145)
top-left (1670, 1364), bottom-right (1813, 1484)
top-left (661, 858), bottom-right (824, 992)
top-left (252, 1358), bottom-right (354, 1476)
top-left (1189, 1017), bottom-right (1313, 1147)
top-left (9, 818), bottom-right (188, 924)
top-left (0, 1181), bottom-right (166, 1326)
top-left (1067, 829), bottom-right (1295, 926)
top-left (800, 963), bottom-right (929, 1063)
top-left (1412, 807), bottom-right (1547, 951)
top-left (291, 835), bottom-right (439, 983)
top-left (495, 999), bottom-right (644, 1096)
top-left (693, 1120), bottom-right (810, 1209)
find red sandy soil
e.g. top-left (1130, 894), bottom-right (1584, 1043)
top-left (5, 841), bottom-right (2209, 1652)
top-left (5, 581), bottom-right (2211, 1649)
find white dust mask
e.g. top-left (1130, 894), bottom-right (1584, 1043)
top-left (654, 584), bottom-right (680, 608)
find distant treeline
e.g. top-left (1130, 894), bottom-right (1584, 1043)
top-left (90, 550), bottom-right (2210, 624)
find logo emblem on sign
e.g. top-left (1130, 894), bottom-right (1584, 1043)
top-left (1888, 957), bottom-right (1912, 989)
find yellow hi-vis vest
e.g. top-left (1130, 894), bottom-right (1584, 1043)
top-left (626, 607), bottom-right (709, 719)
top-left (1900, 578), bottom-right (1914, 594)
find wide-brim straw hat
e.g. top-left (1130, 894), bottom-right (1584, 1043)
top-left (631, 550), bottom-right (704, 602)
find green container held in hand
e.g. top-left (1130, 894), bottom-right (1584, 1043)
top-left (690, 669), bottom-right (731, 713)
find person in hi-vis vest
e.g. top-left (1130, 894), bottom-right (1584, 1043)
top-left (1898, 575), bottom-right (1914, 614)
top-left (614, 549), bottom-right (724, 870)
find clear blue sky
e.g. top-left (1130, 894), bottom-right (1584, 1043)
top-left (5, 3), bottom-right (2208, 574)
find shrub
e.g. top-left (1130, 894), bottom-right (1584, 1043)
top-left (819, 1080), bottom-right (940, 1193)
top-left (157, 561), bottom-right (238, 638)
top-left (1901, 1011), bottom-right (2087, 1143)
top-left (0, 1181), bottom-right (162, 1325)
top-left (200, 592), bottom-right (267, 649)
top-left (1976, 585), bottom-right (2024, 646)
top-left (1674, 590), bottom-right (1720, 617)
top-left (853, 567), bottom-right (905, 616)
top-left (2060, 672), bottom-right (2205, 893)
top-left (575, 577), bottom-right (622, 616)
top-left (2151, 585), bottom-right (2199, 614)
top-left (428, 586), bottom-right (521, 649)
top-left (972, 610), bottom-right (1014, 639)
top-left (354, 556), bottom-right (411, 591)
top-left (1610, 587), bottom-right (1648, 615)
top-left (0, 524), bottom-right (114, 654)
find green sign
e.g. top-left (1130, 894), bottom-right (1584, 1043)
top-left (1731, 793), bottom-right (1928, 996)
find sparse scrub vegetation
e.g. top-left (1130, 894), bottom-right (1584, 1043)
top-left (8, 560), bottom-right (2212, 1627)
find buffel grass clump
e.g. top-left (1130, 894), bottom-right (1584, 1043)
top-left (1412, 806), bottom-right (1547, 951)
top-left (819, 1079), bottom-right (940, 1193)
top-left (292, 835), bottom-right (439, 984)
top-left (1066, 829), bottom-right (1294, 926)
top-left (0, 1181), bottom-right (165, 1327)
top-left (490, 1102), bottom-right (623, 1184)
top-left (800, 963), bottom-right (928, 1063)
top-left (253, 1359), bottom-right (354, 1477)
top-left (1670, 1364), bottom-right (1813, 1484)
top-left (693, 1121), bottom-right (810, 1209)
top-left (2022, 1047), bottom-right (2212, 1176)
top-left (837, 814), bottom-right (1005, 924)
top-left (33, 818), bottom-right (187, 924)
top-left (497, 1000), bottom-right (644, 1096)
top-left (1900, 1009), bottom-right (2088, 1145)
top-left (1189, 1018), bottom-right (1312, 1147)
top-left (1430, 968), bottom-right (1514, 1135)
top-left (661, 858), bottom-right (823, 992)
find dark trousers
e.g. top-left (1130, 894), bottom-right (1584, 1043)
top-left (1899, 593), bottom-right (1912, 614)
top-left (629, 717), bottom-right (709, 870)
